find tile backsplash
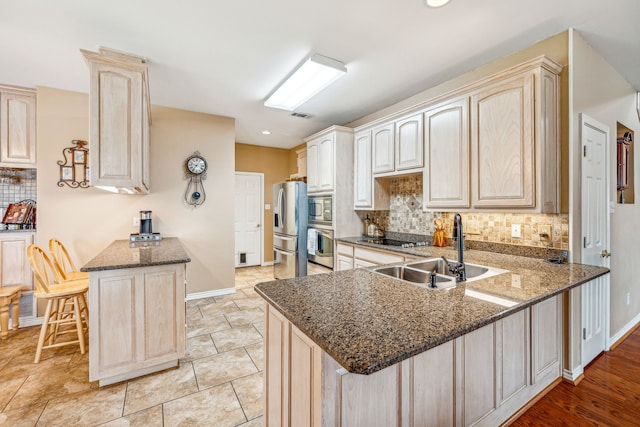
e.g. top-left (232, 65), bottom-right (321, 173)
top-left (0, 168), bottom-right (37, 221)
top-left (357, 174), bottom-right (568, 250)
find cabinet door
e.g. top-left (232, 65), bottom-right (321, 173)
top-left (496, 309), bottom-right (529, 407)
top-left (307, 143), bottom-right (319, 192)
top-left (0, 89), bottom-right (36, 166)
top-left (531, 295), bottom-right (562, 385)
top-left (395, 113), bottom-right (423, 171)
top-left (337, 255), bottom-right (354, 271)
top-left (289, 324), bottom-right (323, 427)
top-left (471, 73), bottom-right (535, 208)
top-left (0, 233), bottom-right (34, 291)
top-left (265, 305), bottom-right (289, 427)
top-left (354, 131), bottom-right (372, 208)
top-left (424, 98), bottom-right (470, 209)
top-left (318, 135), bottom-right (334, 191)
top-left (372, 123), bottom-right (395, 174)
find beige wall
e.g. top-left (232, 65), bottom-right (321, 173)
top-left (235, 143), bottom-right (295, 262)
top-left (570, 32), bottom-right (640, 340)
top-left (36, 86), bottom-right (235, 295)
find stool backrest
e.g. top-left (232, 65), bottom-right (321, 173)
top-left (27, 244), bottom-right (60, 294)
top-left (49, 238), bottom-right (78, 281)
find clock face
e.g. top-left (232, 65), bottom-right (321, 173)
top-left (187, 156), bottom-right (207, 175)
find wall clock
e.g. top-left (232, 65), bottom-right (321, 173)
top-left (184, 151), bottom-right (207, 206)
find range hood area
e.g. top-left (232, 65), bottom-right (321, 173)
top-left (81, 47), bottom-right (151, 195)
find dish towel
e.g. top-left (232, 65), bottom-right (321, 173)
top-left (307, 229), bottom-right (318, 255)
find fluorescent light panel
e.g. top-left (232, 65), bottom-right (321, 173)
top-left (265, 54), bottom-right (346, 111)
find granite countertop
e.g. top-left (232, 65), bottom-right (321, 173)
top-left (255, 241), bottom-right (609, 375)
top-left (81, 237), bottom-right (191, 272)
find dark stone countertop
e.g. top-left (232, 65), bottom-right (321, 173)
top-left (81, 237), bottom-right (191, 272)
top-left (255, 242), bottom-right (609, 375)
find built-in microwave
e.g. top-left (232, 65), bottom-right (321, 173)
top-left (308, 195), bottom-right (332, 225)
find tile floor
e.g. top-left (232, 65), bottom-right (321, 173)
top-left (0, 263), bottom-right (330, 426)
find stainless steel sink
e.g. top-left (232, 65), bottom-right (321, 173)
top-left (370, 258), bottom-right (509, 290)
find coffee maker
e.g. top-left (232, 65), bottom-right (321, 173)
top-left (130, 210), bottom-right (163, 242)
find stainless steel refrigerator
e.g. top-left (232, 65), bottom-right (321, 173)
top-left (273, 181), bottom-right (308, 279)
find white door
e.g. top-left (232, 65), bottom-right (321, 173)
top-left (235, 172), bottom-right (263, 267)
top-left (580, 114), bottom-right (610, 366)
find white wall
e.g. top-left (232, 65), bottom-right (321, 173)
top-left (36, 86), bottom-right (236, 296)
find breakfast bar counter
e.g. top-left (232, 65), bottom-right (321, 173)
top-left (82, 237), bottom-right (191, 386)
top-left (255, 246), bottom-right (609, 426)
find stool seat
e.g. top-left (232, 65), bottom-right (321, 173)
top-left (0, 285), bottom-right (22, 339)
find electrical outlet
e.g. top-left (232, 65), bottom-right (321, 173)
top-left (539, 225), bottom-right (552, 240)
top-left (511, 274), bottom-right (521, 288)
top-left (133, 217), bottom-right (140, 227)
top-left (511, 224), bottom-right (521, 238)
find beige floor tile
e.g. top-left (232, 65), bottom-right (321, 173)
top-left (186, 297), bottom-right (215, 308)
top-left (37, 383), bottom-right (127, 426)
top-left (187, 315), bottom-right (230, 339)
top-left (214, 291), bottom-right (248, 303)
top-left (237, 416), bottom-right (263, 427)
top-left (0, 402), bottom-right (46, 427)
top-left (245, 342), bottom-right (264, 372)
top-left (192, 348), bottom-right (258, 389)
top-left (234, 297), bottom-right (266, 311)
top-left (5, 363), bottom-right (94, 411)
top-left (98, 404), bottom-right (162, 426)
top-left (225, 308), bottom-right (265, 327)
top-left (163, 382), bottom-right (246, 427)
top-left (0, 351), bottom-right (73, 382)
top-left (199, 300), bottom-right (241, 318)
top-left (186, 305), bottom-right (202, 321)
top-left (124, 363), bottom-right (198, 415)
top-left (253, 321), bottom-right (265, 337)
top-left (241, 288), bottom-right (260, 298)
top-left (211, 326), bottom-right (263, 353)
top-left (181, 334), bottom-right (218, 362)
top-left (0, 377), bottom-right (25, 411)
top-left (232, 371), bottom-right (263, 421)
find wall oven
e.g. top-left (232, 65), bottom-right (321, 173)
top-left (308, 195), bottom-right (334, 269)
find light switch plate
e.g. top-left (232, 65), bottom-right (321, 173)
top-left (265, 204), bottom-right (271, 210)
top-left (511, 224), bottom-right (521, 238)
top-left (539, 225), bottom-right (551, 239)
top-left (133, 217), bottom-right (140, 227)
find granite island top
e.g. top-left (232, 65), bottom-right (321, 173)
top-left (81, 237), bottom-right (191, 272)
top-left (255, 241), bottom-right (609, 375)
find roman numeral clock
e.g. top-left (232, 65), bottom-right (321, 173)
top-left (184, 152), bottom-right (207, 206)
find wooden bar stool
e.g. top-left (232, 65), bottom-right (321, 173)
top-left (27, 244), bottom-right (89, 363)
top-left (49, 238), bottom-right (89, 281)
top-left (0, 285), bottom-right (22, 339)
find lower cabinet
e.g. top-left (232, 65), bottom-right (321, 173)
top-left (336, 242), bottom-right (405, 271)
top-left (88, 263), bottom-right (186, 386)
top-left (264, 295), bottom-right (562, 427)
top-left (0, 231), bottom-right (34, 291)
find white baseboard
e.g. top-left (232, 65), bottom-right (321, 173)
top-left (608, 312), bottom-right (640, 349)
top-left (261, 261), bottom-right (274, 267)
top-left (186, 287), bottom-right (236, 301)
top-left (563, 366), bottom-right (583, 383)
top-left (11, 316), bottom-right (43, 329)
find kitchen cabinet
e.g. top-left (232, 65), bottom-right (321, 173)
top-left (354, 130), bottom-right (391, 210)
top-left (470, 59), bottom-right (560, 212)
top-left (0, 85), bottom-right (36, 167)
top-left (370, 115), bottom-right (423, 177)
top-left (372, 123), bottom-right (395, 174)
top-left (306, 133), bottom-right (334, 193)
top-left (81, 47), bottom-right (151, 194)
top-left (423, 97), bottom-right (470, 209)
top-left (336, 242), bottom-right (405, 271)
top-left (0, 232), bottom-right (34, 291)
top-left (336, 243), bottom-right (354, 271)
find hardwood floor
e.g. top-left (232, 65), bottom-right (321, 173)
top-left (512, 326), bottom-right (640, 426)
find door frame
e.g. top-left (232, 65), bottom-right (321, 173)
top-left (579, 113), bottom-right (611, 365)
top-left (234, 171), bottom-right (264, 267)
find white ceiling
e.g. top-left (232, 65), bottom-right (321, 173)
top-left (1, 0), bottom-right (639, 149)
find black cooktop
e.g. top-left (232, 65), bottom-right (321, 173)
top-left (358, 238), bottom-right (429, 248)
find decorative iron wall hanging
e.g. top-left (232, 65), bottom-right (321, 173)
top-left (58, 140), bottom-right (90, 188)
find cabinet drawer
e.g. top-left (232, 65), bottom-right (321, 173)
top-left (337, 243), bottom-right (354, 257)
top-left (354, 247), bottom-right (404, 265)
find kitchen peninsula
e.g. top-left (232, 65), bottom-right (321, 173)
top-left (81, 237), bottom-right (190, 386)
top-left (255, 246), bottom-right (609, 426)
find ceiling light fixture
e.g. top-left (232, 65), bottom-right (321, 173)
top-left (425, 0), bottom-right (451, 7)
top-left (262, 130), bottom-right (271, 135)
top-left (264, 54), bottom-right (347, 111)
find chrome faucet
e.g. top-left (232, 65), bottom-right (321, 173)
top-left (443, 213), bottom-right (466, 282)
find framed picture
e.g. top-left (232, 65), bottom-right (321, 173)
top-left (2, 203), bottom-right (32, 224)
top-left (73, 149), bottom-right (86, 165)
top-left (61, 166), bottom-right (74, 181)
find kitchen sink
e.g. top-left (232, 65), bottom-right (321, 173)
top-left (370, 258), bottom-right (509, 290)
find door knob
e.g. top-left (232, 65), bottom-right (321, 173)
top-left (257, 223), bottom-right (261, 228)
top-left (601, 250), bottom-right (611, 258)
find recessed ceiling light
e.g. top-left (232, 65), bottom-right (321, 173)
top-left (425, 0), bottom-right (451, 7)
top-left (262, 130), bottom-right (271, 135)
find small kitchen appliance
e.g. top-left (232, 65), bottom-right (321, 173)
top-left (130, 210), bottom-right (163, 242)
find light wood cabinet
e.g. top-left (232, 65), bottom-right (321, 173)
top-left (81, 47), bottom-right (151, 194)
top-left (395, 113), bottom-right (423, 171)
top-left (306, 134), bottom-right (334, 193)
top-left (89, 263), bottom-right (186, 386)
top-left (354, 131), bottom-right (372, 208)
top-left (423, 97), bottom-right (470, 209)
top-left (306, 143), bottom-right (318, 192)
top-left (336, 243), bottom-right (406, 270)
top-left (0, 232), bottom-right (34, 292)
top-left (0, 85), bottom-right (36, 167)
top-left (372, 123), bottom-right (395, 174)
top-left (531, 294), bottom-right (562, 385)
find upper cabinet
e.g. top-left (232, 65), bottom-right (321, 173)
top-left (0, 85), bottom-right (36, 167)
top-left (353, 131), bottom-right (372, 208)
top-left (395, 113), bottom-right (423, 171)
top-left (307, 133), bottom-right (334, 193)
top-left (372, 123), bottom-right (394, 174)
top-left (81, 47), bottom-right (151, 194)
top-left (423, 97), bottom-right (470, 209)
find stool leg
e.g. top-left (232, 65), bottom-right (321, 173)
top-left (73, 296), bottom-right (86, 355)
top-left (35, 299), bottom-right (54, 363)
top-left (0, 296), bottom-right (9, 340)
top-left (11, 293), bottom-right (20, 330)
